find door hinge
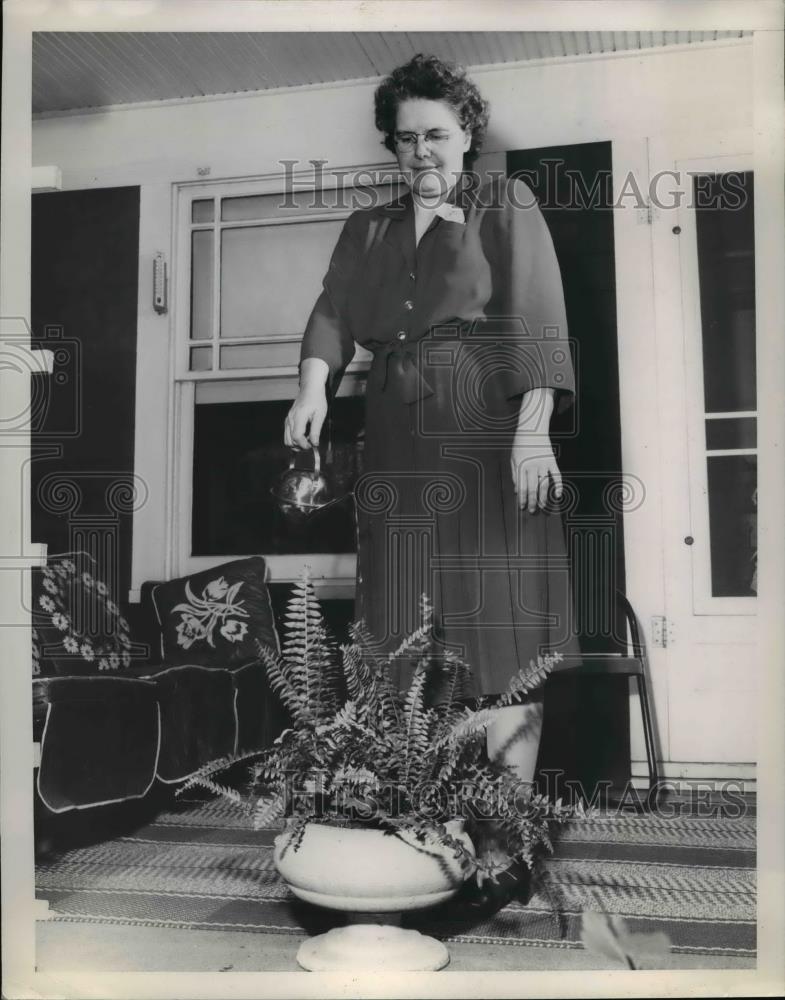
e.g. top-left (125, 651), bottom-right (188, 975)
top-left (651, 615), bottom-right (675, 648)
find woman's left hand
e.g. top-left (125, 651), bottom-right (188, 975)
top-left (511, 437), bottom-right (563, 513)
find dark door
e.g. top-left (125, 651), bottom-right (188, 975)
top-left (31, 186), bottom-right (141, 604)
top-left (507, 143), bottom-right (631, 799)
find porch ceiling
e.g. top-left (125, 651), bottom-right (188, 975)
top-left (33, 30), bottom-right (750, 116)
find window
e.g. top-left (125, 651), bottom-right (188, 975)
top-left (171, 171), bottom-right (400, 592)
top-left (191, 397), bottom-right (364, 556)
top-left (695, 171), bottom-right (756, 600)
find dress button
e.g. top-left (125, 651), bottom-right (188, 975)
top-left (403, 300), bottom-right (414, 311)
top-left (396, 331), bottom-right (407, 341)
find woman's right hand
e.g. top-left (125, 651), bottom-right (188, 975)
top-left (285, 359), bottom-right (330, 449)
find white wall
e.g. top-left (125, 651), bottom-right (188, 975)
top-left (31, 39), bottom-right (756, 780)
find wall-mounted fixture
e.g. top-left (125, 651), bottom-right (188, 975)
top-left (153, 251), bottom-right (168, 314)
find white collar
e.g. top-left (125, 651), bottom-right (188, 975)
top-left (414, 200), bottom-right (465, 225)
top-left (434, 202), bottom-right (465, 225)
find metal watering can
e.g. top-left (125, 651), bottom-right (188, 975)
top-left (270, 445), bottom-right (350, 524)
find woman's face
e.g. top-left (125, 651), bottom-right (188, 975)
top-left (393, 98), bottom-right (472, 202)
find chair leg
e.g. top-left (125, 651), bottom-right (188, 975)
top-left (636, 672), bottom-right (659, 810)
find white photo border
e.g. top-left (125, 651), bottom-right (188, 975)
top-left (1, 2), bottom-right (783, 997)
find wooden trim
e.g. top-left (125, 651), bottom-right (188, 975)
top-left (631, 759), bottom-right (756, 791)
top-left (130, 183), bottom-right (175, 596)
top-left (611, 136), bottom-right (671, 766)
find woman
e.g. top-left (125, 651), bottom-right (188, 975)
top-left (285, 54), bottom-right (581, 910)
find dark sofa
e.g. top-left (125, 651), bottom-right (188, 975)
top-left (32, 553), bottom-right (339, 815)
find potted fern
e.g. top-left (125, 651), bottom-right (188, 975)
top-left (178, 568), bottom-right (575, 971)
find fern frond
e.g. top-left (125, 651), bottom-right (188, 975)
top-left (348, 618), bottom-right (380, 658)
top-left (437, 705), bottom-right (500, 750)
top-left (495, 652), bottom-right (559, 708)
top-left (401, 663), bottom-right (432, 782)
top-left (433, 647), bottom-right (471, 706)
top-left (275, 815), bottom-right (310, 857)
top-left (253, 793), bottom-right (287, 829)
top-left (177, 773), bottom-right (254, 815)
top-left (384, 621), bottom-right (431, 667)
top-left (253, 639), bottom-right (310, 721)
top-left (332, 765), bottom-right (379, 786)
top-left (374, 669), bottom-right (403, 729)
top-left (277, 570), bottom-right (344, 723)
top-left (417, 592), bottom-right (434, 629)
top-left (340, 639), bottom-right (374, 701)
top-left (175, 748), bottom-right (266, 798)
top-left (384, 594), bottom-right (434, 666)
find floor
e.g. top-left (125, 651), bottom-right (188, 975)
top-left (34, 789), bottom-right (758, 974)
top-left (36, 921), bottom-right (755, 973)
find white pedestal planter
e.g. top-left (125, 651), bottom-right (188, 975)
top-left (273, 819), bottom-right (475, 971)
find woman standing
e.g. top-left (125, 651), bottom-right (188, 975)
top-left (285, 54), bottom-right (581, 910)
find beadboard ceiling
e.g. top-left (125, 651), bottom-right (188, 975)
top-left (32, 30), bottom-right (750, 116)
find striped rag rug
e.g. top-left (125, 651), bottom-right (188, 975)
top-left (35, 798), bottom-right (756, 959)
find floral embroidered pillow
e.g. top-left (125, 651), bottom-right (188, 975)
top-left (150, 556), bottom-right (279, 668)
top-left (32, 552), bottom-right (134, 677)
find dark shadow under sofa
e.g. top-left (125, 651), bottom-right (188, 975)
top-left (32, 552), bottom-right (354, 839)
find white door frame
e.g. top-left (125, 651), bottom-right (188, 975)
top-left (611, 135), bottom-right (670, 783)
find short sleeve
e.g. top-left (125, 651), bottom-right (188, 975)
top-left (300, 213), bottom-right (363, 398)
top-left (487, 176), bottom-right (575, 415)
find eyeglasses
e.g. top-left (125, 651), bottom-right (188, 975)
top-left (393, 129), bottom-right (457, 151)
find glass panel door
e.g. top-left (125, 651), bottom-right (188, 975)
top-left (682, 167), bottom-right (757, 612)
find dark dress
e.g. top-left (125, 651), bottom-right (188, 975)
top-left (301, 172), bottom-right (581, 696)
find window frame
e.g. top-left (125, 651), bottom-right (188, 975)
top-left (168, 165), bottom-right (397, 596)
top-left (173, 172), bottom-right (388, 383)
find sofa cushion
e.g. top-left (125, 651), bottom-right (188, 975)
top-left (231, 659), bottom-right (288, 753)
top-left (149, 556), bottom-right (279, 668)
top-left (32, 551), bottom-right (134, 677)
top-left (129, 582), bottom-right (167, 668)
top-left (34, 675), bottom-right (160, 812)
top-left (135, 664), bottom-right (238, 783)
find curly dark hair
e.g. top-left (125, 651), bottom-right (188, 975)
top-left (374, 53), bottom-right (490, 166)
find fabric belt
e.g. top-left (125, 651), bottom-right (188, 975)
top-left (372, 339), bottom-right (435, 404)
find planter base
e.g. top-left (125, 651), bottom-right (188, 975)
top-left (296, 923), bottom-right (450, 972)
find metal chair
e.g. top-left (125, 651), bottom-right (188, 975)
top-left (557, 589), bottom-right (660, 810)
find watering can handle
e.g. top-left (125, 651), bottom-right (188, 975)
top-left (288, 445), bottom-right (321, 475)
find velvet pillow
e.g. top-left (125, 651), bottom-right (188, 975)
top-left (32, 551), bottom-right (134, 677)
top-left (150, 556), bottom-right (279, 668)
